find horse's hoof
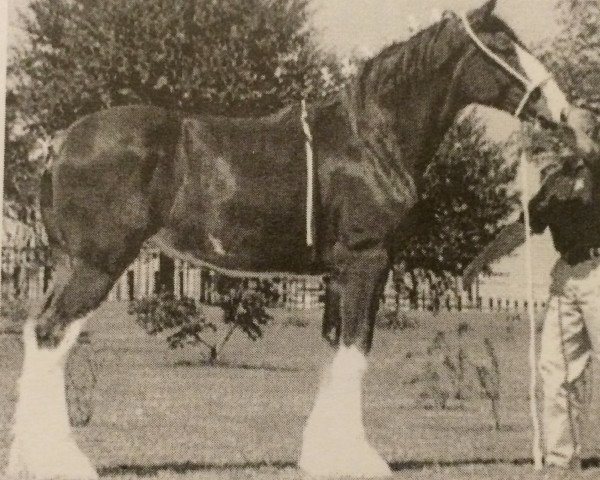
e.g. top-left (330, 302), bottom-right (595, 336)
top-left (299, 434), bottom-right (392, 478)
top-left (5, 459), bottom-right (98, 480)
top-left (6, 438), bottom-right (99, 480)
top-left (299, 456), bottom-right (392, 478)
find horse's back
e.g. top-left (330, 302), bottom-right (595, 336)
top-left (57, 105), bottom-right (181, 166)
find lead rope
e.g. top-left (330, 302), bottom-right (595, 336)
top-left (460, 10), bottom-right (545, 469)
top-left (519, 137), bottom-right (544, 471)
top-left (301, 99), bottom-right (314, 247)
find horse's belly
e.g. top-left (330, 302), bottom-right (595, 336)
top-left (159, 160), bottom-right (314, 273)
top-left (210, 195), bottom-right (311, 272)
top-left (153, 217), bottom-right (316, 274)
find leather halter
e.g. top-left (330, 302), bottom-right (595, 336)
top-left (459, 12), bottom-right (552, 118)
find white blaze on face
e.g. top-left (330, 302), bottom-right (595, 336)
top-left (515, 44), bottom-right (569, 123)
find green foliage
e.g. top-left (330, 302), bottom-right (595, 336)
top-left (3, 95), bottom-right (46, 222)
top-left (538, 0), bottom-right (600, 102)
top-left (214, 275), bottom-right (280, 309)
top-left (11, 0), bottom-right (336, 127)
top-left (376, 309), bottom-right (417, 331)
top-left (407, 324), bottom-right (502, 428)
top-left (6, 0), bottom-right (340, 214)
top-left (0, 292), bottom-right (29, 328)
top-left (393, 113), bottom-right (518, 297)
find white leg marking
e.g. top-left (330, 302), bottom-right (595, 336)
top-left (515, 44), bottom-right (569, 123)
top-left (6, 317), bottom-right (98, 480)
top-left (299, 346), bottom-right (391, 478)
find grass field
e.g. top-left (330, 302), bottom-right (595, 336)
top-left (1, 302), bottom-right (600, 479)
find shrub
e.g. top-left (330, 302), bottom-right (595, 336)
top-left (376, 309), bottom-right (417, 331)
top-left (129, 286), bottom-right (272, 365)
top-left (409, 325), bottom-right (502, 428)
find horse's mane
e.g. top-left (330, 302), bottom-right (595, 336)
top-left (357, 15), bottom-right (456, 104)
top-left (357, 11), bottom-right (523, 106)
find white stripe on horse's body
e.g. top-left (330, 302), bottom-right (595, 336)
top-left (208, 234), bottom-right (227, 255)
top-left (514, 45), bottom-right (570, 123)
top-left (299, 346), bottom-right (392, 477)
top-left (6, 317), bottom-right (98, 480)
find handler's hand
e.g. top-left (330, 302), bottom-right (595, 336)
top-left (462, 221), bottom-right (526, 290)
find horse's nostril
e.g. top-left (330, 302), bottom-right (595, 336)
top-left (536, 115), bottom-right (553, 131)
top-left (560, 110), bottom-right (568, 123)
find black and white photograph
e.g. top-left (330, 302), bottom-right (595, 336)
top-left (2, 0), bottom-right (600, 478)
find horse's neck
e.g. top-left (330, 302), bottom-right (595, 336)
top-left (352, 28), bottom-right (472, 179)
top-left (355, 90), bottom-right (458, 184)
top-left (316, 80), bottom-right (462, 194)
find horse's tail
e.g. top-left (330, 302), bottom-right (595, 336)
top-left (40, 129), bottom-right (68, 250)
top-left (40, 167), bottom-right (62, 250)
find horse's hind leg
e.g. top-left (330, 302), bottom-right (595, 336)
top-left (6, 254), bottom-right (126, 480)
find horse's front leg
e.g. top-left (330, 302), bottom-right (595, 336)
top-left (299, 244), bottom-right (391, 478)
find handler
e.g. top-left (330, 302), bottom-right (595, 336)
top-left (463, 107), bottom-right (599, 469)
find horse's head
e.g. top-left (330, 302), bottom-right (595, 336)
top-left (453, 0), bottom-right (593, 149)
top-left (452, 1), bottom-right (563, 122)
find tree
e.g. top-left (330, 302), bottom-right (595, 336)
top-left (538, 0), bottom-right (600, 103)
top-left (392, 113), bottom-right (518, 308)
top-left (5, 0), bottom-right (341, 217)
top-left (3, 92), bottom-right (46, 223)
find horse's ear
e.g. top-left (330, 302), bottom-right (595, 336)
top-left (469, 0), bottom-right (497, 24)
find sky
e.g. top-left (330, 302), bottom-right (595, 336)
top-left (311, 0), bottom-right (561, 56)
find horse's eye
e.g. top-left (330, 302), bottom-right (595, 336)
top-left (493, 33), bottom-right (513, 52)
top-left (530, 87), bottom-right (542, 103)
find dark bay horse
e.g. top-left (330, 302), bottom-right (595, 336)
top-left (6, 2), bottom-right (595, 479)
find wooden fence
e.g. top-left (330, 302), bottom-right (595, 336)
top-left (1, 246), bottom-right (547, 313)
top-left (1, 247), bottom-right (325, 310)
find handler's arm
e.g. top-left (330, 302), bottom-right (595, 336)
top-left (462, 221), bottom-right (526, 289)
top-left (462, 171), bottom-right (555, 289)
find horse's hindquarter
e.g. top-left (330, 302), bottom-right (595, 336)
top-left (50, 106), bottom-right (182, 261)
